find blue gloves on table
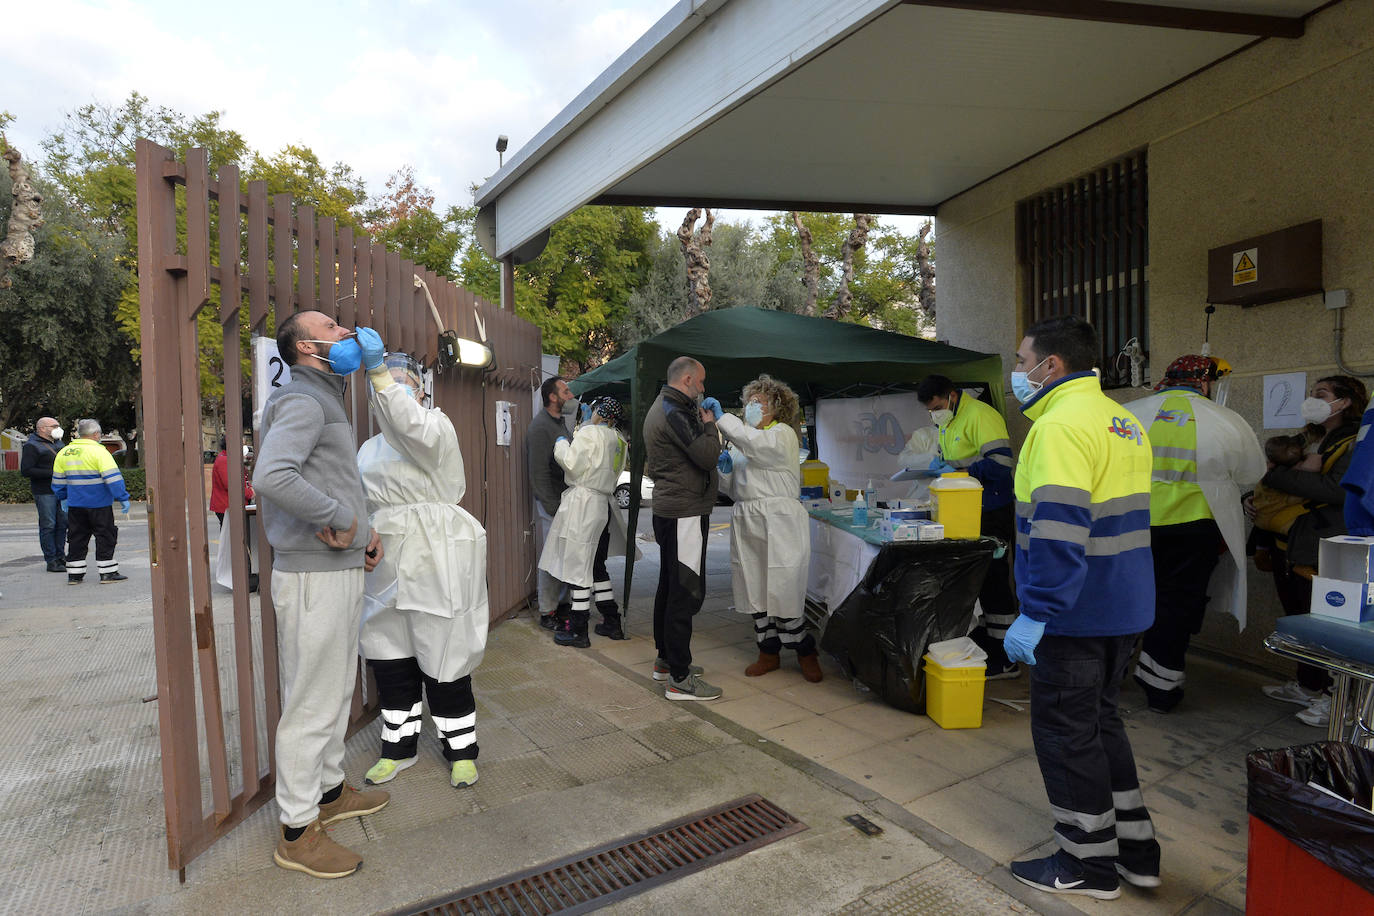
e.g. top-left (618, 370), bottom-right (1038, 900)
top-left (701, 397), bottom-right (723, 421)
top-left (1003, 615), bottom-right (1046, 666)
top-left (929, 456), bottom-right (957, 476)
top-left (119, 499), bottom-right (131, 516)
top-left (717, 450), bottom-right (733, 474)
top-left (355, 326), bottom-right (385, 371)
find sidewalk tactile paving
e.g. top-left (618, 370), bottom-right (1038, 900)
top-left (834, 859), bottom-right (1037, 914)
top-left (550, 730), bottom-right (668, 783)
top-left (511, 704), bottom-right (618, 748)
top-left (631, 716), bottom-right (735, 759)
top-left (468, 750), bottom-right (581, 810)
top-left (484, 685), bottom-right (555, 717)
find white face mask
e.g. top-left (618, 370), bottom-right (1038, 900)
top-left (929, 408), bottom-right (953, 428)
top-left (49, 427), bottom-right (64, 440)
top-left (744, 401), bottom-right (764, 428)
top-left (1301, 396), bottom-right (1341, 425)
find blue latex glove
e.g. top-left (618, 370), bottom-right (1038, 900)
top-left (1003, 615), bottom-right (1046, 666)
top-left (717, 450), bottom-right (733, 474)
top-left (579, 402), bottom-right (592, 424)
top-left (355, 326), bottom-right (385, 371)
top-left (701, 397), bottom-right (723, 421)
top-left (929, 456), bottom-right (957, 475)
top-left (555, 436), bottom-right (569, 446)
top-left (119, 499), bottom-right (131, 516)
top-left (60, 499), bottom-right (68, 513)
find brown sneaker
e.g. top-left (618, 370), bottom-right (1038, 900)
top-left (745, 652), bottom-right (780, 677)
top-left (318, 783), bottom-right (389, 827)
top-left (798, 653), bottom-right (824, 683)
top-left (273, 821), bottom-right (362, 879)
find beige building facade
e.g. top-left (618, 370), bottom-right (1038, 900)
top-left (935, 0), bottom-right (1374, 668)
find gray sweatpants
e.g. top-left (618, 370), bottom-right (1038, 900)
top-left (273, 567), bottom-right (365, 828)
top-left (535, 504), bottom-right (568, 615)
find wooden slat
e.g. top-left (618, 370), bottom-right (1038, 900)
top-left (186, 150), bottom-right (212, 320)
top-left (388, 251), bottom-right (405, 355)
top-left (353, 236), bottom-right (374, 450)
top-left (247, 182), bottom-right (270, 332)
top-left (319, 217), bottom-right (337, 320)
top-left (137, 138), bottom-right (202, 868)
top-left (218, 162), bottom-right (261, 801)
top-left (272, 194), bottom-right (294, 316)
top-left (297, 205), bottom-right (317, 314)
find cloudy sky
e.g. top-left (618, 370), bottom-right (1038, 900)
top-left (7, 0), bottom-right (676, 213)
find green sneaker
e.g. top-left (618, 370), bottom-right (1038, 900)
top-left (665, 672), bottom-right (723, 702)
top-left (364, 756), bottom-right (417, 785)
top-left (450, 760), bottom-right (479, 788)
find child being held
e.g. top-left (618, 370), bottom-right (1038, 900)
top-left (1250, 434), bottom-right (1322, 571)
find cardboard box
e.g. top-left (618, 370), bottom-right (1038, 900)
top-left (1311, 576), bottom-right (1374, 623)
top-left (1318, 536), bottom-right (1374, 581)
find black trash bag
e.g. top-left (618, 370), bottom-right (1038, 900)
top-left (820, 538), bottom-right (996, 714)
top-left (1247, 741), bottom-right (1374, 896)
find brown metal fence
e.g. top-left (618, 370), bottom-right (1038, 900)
top-left (136, 139), bottom-right (541, 876)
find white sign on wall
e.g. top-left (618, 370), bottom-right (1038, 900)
top-left (816, 392), bottom-right (930, 499)
top-left (496, 401), bottom-right (516, 447)
top-left (252, 336), bottom-right (292, 428)
top-left (1263, 371), bottom-right (1307, 429)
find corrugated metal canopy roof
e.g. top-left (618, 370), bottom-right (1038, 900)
top-left (475, 0), bottom-right (1324, 258)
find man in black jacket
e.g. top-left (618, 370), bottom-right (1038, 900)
top-left (527, 375), bottom-right (574, 629)
top-left (644, 356), bottom-right (723, 701)
top-left (21, 417), bottom-right (67, 572)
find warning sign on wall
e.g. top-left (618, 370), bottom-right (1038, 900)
top-left (1232, 248), bottom-right (1258, 286)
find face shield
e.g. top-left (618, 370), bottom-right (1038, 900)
top-left (384, 352), bottom-right (425, 401)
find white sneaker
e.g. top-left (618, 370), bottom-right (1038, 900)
top-left (1296, 694), bottom-right (1332, 727)
top-left (1263, 681), bottom-right (1321, 707)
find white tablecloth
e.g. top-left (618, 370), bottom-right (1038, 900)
top-left (213, 512), bottom-right (259, 590)
top-left (806, 516), bottom-right (882, 614)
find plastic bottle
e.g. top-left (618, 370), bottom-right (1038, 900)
top-left (852, 490), bottom-right (868, 528)
top-left (864, 478), bottom-right (877, 512)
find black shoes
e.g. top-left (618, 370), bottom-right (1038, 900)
top-left (100, 572), bottom-right (128, 584)
top-left (46, 561), bottom-right (67, 573)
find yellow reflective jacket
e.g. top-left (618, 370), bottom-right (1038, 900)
top-left (52, 438), bottom-right (130, 508)
top-left (1014, 373), bottom-right (1155, 636)
top-left (940, 392), bottom-right (1014, 510)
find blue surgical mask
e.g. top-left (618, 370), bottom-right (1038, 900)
top-left (744, 402), bottom-right (764, 428)
top-left (306, 337), bottom-right (362, 375)
top-left (1011, 356), bottom-right (1050, 404)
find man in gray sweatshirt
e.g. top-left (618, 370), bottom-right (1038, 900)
top-left (254, 309), bottom-right (387, 879)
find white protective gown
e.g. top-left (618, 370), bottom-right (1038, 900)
top-left (357, 378), bottom-right (489, 682)
top-left (1125, 390), bottom-right (1265, 629)
top-left (537, 423), bottom-right (633, 587)
top-left (717, 414), bottom-right (811, 619)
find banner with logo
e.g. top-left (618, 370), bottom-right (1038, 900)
top-left (816, 392), bottom-right (933, 498)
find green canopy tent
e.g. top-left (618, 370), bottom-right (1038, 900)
top-left (568, 307), bottom-right (1005, 613)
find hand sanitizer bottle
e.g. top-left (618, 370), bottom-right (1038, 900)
top-left (853, 490), bottom-right (868, 527)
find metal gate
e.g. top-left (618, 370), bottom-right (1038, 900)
top-left (136, 139), bottom-right (541, 875)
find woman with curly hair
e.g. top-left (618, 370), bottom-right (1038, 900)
top-left (717, 375), bottom-right (819, 681)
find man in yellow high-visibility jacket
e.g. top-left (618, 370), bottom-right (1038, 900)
top-left (52, 418), bottom-right (130, 584)
top-left (1125, 355), bottom-right (1263, 713)
top-left (1003, 316), bottom-right (1160, 901)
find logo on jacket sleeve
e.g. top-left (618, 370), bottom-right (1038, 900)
top-left (1153, 408), bottom-right (1191, 428)
top-left (1109, 416), bottom-right (1144, 444)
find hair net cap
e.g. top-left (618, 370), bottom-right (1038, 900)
top-left (591, 397), bottom-right (624, 425)
top-left (1155, 354), bottom-right (1215, 392)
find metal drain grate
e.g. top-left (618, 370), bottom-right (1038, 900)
top-left (396, 795), bottom-right (806, 915)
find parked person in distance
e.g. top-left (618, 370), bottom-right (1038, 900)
top-left (21, 416), bottom-right (67, 572)
top-left (539, 396), bottom-right (634, 648)
top-left (357, 352), bottom-right (489, 791)
top-left (210, 436), bottom-right (254, 528)
top-left (53, 419), bottom-right (130, 585)
top-left (717, 375), bottom-right (819, 682)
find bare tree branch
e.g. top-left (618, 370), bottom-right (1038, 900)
top-left (915, 219), bottom-right (935, 320)
top-left (791, 211), bottom-right (820, 316)
top-left (677, 207), bottom-right (715, 316)
top-left (0, 144), bottom-right (43, 289)
top-left (825, 214), bottom-right (873, 320)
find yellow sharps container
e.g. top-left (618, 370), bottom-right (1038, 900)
top-left (930, 471), bottom-right (983, 538)
top-left (800, 460), bottom-right (829, 491)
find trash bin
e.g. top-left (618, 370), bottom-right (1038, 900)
top-left (1246, 742), bottom-right (1374, 915)
top-left (819, 538), bottom-right (996, 714)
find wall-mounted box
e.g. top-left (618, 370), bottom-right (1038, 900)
top-left (1207, 220), bottom-right (1322, 306)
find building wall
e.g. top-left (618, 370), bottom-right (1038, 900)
top-left (934, 0), bottom-right (1374, 670)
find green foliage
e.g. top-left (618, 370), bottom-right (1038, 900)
top-left (0, 168), bottom-right (138, 432)
top-left (364, 166), bottom-right (474, 278)
top-left (462, 206), bottom-right (658, 368)
top-left (0, 468), bottom-right (145, 503)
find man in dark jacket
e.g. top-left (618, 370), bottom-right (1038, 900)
top-left (644, 356), bottom-right (723, 701)
top-left (527, 375), bottom-right (574, 628)
top-left (21, 417), bottom-right (67, 572)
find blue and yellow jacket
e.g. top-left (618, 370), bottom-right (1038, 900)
top-left (52, 438), bottom-right (130, 508)
top-left (1014, 373), bottom-right (1155, 637)
top-left (1344, 398), bottom-right (1374, 536)
top-left (941, 392), bottom-right (1014, 510)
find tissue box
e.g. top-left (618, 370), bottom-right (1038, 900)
top-left (800, 485), bottom-right (827, 500)
top-left (1311, 576), bottom-right (1374, 622)
top-left (1318, 536), bottom-right (1374, 581)
top-left (915, 521), bottom-right (944, 540)
top-left (801, 498), bottom-right (829, 511)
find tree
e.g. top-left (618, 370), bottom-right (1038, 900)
top-left (364, 166), bottom-right (473, 278)
top-left (0, 167), bottom-right (136, 431)
top-left (790, 212), bottom-right (820, 316)
top-left (676, 208), bottom-right (714, 316)
top-left (825, 213), bottom-right (874, 320)
top-left (461, 205), bottom-right (657, 371)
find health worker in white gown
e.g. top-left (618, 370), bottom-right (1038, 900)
top-left (538, 396), bottom-right (634, 648)
top-left (717, 375), bottom-right (820, 682)
top-left (356, 353), bottom-right (488, 790)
